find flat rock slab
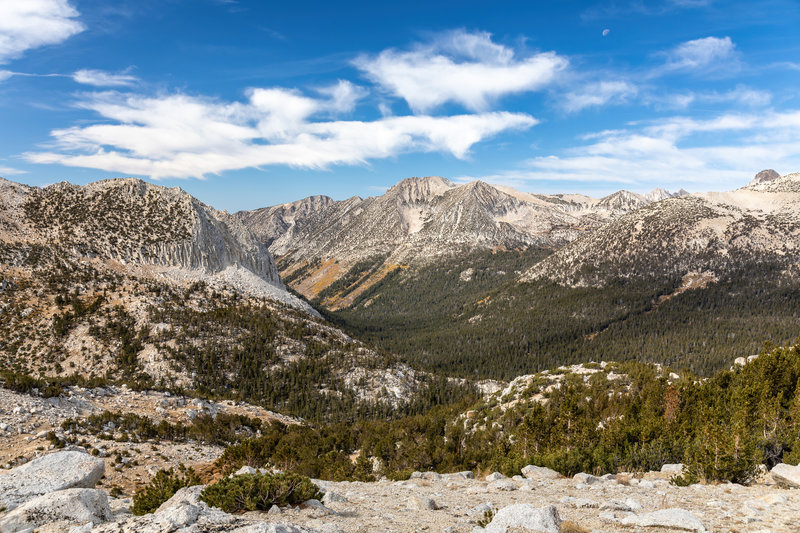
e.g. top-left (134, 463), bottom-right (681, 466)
top-left (771, 463), bottom-right (800, 489)
top-left (620, 508), bottom-right (706, 532)
top-left (521, 465), bottom-right (560, 480)
top-left (661, 463), bottom-right (685, 474)
top-left (0, 451), bottom-right (105, 511)
top-left (484, 504), bottom-right (561, 533)
top-left (0, 488), bottom-right (111, 533)
top-left (573, 472), bottom-right (601, 485)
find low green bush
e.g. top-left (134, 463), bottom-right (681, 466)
top-left (200, 472), bottom-right (321, 512)
top-left (131, 465), bottom-right (200, 515)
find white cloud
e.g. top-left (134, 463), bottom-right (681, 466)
top-left (25, 90), bottom-right (536, 179)
top-left (562, 80), bottom-right (638, 112)
top-left (0, 165), bottom-right (26, 176)
top-left (315, 80), bottom-right (369, 114)
top-left (669, 0), bottom-right (714, 6)
top-left (0, 70), bottom-right (13, 82)
top-left (648, 86), bottom-right (772, 110)
top-left (73, 69), bottom-right (138, 87)
top-left (463, 110), bottom-right (800, 192)
top-left (0, 0), bottom-right (84, 64)
top-left (655, 36), bottom-right (738, 75)
top-left (354, 30), bottom-right (567, 113)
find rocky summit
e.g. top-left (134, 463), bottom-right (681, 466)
top-left (0, 177), bottom-right (308, 311)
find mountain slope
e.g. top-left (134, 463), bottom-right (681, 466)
top-left (523, 171), bottom-right (800, 287)
top-left (1, 177), bottom-right (310, 311)
top-left (324, 171), bottom-right (800, 379)
top-left (0, 177), bottom-right (470, 423)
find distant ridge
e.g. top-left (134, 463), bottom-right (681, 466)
top-left (524, 169), bottom-right (800, 286)
top-left (237, 176), bottom-right (683, 306)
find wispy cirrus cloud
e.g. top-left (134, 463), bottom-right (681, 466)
top-left (652, 36), bottom-right (738, 76)
top-left (0, 0), bottom-right (84, 64)
top-left (460, 109), bottom-right (800, 191)
top-left (555, 35), bottom-right (743, 113)
top-left (25, 90), bottom-right (536, 179)
top-left (562, 80), bottom-right (638, 112)
top-left (354, 30), bottom-right (567, 113)
top-left (582, 0), bottom-right (713, 20)
top-left (648, 86), bottom-right (772, 110)
top-left (0, 165), bottom-right (26, 176)
top-left (72, 68), bottom-right (138, 87)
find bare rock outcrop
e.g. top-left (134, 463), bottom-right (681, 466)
top-left (0, 450), bottom-right (105, 511)
top-left (523, 171), bottom-right (800, 287)
top-left (618, 508), bottom-right (706, 531)
top-left (0, 488), bottom-right (111, 533)
top-left (239, 176), bottom-right (675, 303)
top-left (750, 168), bottom-right (781, 186)
top-left (483, 504), bottom-right (562, 533)
top-left (521, 465), bottom-right (560, 480)
top-left (0, 177), bottom-right (311, 312)
top-left (770, 463), bottom-right (800, 488)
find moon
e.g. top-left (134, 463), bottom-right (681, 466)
top-left (602, 29), bottom-right (610, 36)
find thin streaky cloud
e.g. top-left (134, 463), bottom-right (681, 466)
top-left (0, 165), bottom-right (27, 176)
top-left (467, 109), bottom-right (800, 192)
top-left (73, 69), bottom-right (139, 87)
top-left (562, 80), bottom-right (638, 112)
top-left (650, 36), bottom-right (739, 77)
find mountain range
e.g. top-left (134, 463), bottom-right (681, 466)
top-left (0, 177), bottom-right (459, 422)
top-left (2, 169), bottom-right (799, 400)
top-left (236, 176), bottom-right (686, 308)
top-left (234, 170), bottom-right (800, 379)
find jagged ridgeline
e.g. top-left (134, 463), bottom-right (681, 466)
top-left (241, 172), bottom-right (800, 379)
top-left (0, 177), bottom-right (470, 423)
top-left (236, 176), bottom-right (667, 310)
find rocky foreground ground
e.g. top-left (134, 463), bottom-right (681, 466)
top-left (0, 384), bottom-right (298, 495)
top-left (2, 447), bottom-right (800, 532)
top-left (2, 385), bottom-right (800, 533)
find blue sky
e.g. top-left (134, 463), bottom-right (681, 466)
top-left (1, 0), bottom-right (800, 211)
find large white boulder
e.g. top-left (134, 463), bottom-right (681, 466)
top-left (573, 472), bottom-right (600, 485)
top-left (0, 488), bottom-right (111, 533)
top-left (521, 465), bottom-right (560, 480)
top-left (0, 451), bottom-right (105, 510)
top-left (661, 464), bottom-right (684, 475)
top-left (770, 463), bottom-right (800, 488)
top-left (620, 508), bottom-right (706, 531)
top-left (229, 524), bottom-right (326, 533)
top-left (484, 504), bottom-right (562, 533)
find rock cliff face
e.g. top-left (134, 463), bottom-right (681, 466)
top-left (239, 195), bottom-right (335, 253)
top-left (0, 177), bottom-right (307, 310)
top-left (523, 171), bottom-right (800, 287)
top-left (238, 176), bottom-right (680, 304)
